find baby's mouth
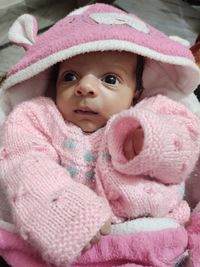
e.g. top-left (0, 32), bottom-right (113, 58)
top-left (74, 108), bottom-right (98, 115)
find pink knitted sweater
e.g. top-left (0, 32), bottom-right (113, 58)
top-left (0, 94), bottom-right (199, 266)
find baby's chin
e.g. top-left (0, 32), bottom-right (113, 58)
top-left (76, 121), bottom-right (106, 133)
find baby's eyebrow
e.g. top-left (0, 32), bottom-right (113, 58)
top-left (112, 64), bottom-right (128, 72)
top-left (110, 63), bottom-right (135, 75)
top-left (59, 60), bottom-right (80, 70)
top-left (58, 63), bottom-right (78, 75)
top-left (59, 64), bottom-right (75, 71)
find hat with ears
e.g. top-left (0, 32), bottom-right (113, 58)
top-left (0, 3), bottom-right (200, 122)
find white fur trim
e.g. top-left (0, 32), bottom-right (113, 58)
top-left (1, 40), bottom-right (199, 93)
top-left (170, 36), bottom-right (190, 47)
top-left (90, 12), bottom-right (149, 33)
top-left (8, 14), bottom-right (37, 47)
top-left (111, 217), bottom-right (179, 235)
top-left (69, 5), bottom-right (90, 16)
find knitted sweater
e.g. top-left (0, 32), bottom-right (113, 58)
top-left (0, 94), bottom-right (199, 266)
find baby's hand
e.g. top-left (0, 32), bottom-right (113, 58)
top-left (82, 221), bottom-right (111, 253)
top-left (123, 127), bottom-right (144, 160)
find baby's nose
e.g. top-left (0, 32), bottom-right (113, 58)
top-left (75, 75), bottom-right (98, 97)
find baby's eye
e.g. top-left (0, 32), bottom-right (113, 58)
top-left (63, 72), bottom-right (78, 82)
top-left (102, 75), bottom-right (119, 85)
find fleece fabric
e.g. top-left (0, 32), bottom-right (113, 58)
top-left (0, 225), bottom-right (188, 267)
top-left (0, 3), bottom-right (199, 121)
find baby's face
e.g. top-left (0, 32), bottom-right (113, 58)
top-left (56, 51), bottom-right (137, 133)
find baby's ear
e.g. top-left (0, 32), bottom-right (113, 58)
top-left (8, 14), bottom-right (38, 50)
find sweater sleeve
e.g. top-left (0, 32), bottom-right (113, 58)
top-left (107, 95), bottom-right (200, 184)
top-left (0, 98), bottom-right (111, 266)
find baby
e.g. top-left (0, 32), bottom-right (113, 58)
top-left (0, 3), bottom-right (200, 267)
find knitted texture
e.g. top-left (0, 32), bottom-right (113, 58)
top-left (0, 95), bottom-right (199, 265)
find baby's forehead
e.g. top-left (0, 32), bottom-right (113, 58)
top-left (59, 51), bottom-right (137, 70)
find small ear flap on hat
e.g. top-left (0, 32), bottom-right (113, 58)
top-left (8, 14), bottom-right (38, 50)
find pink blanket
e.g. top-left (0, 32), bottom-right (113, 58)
top-left (186, 212), bottom-right (200, 267)
top-left (0, 226), bottom-right (188, 267)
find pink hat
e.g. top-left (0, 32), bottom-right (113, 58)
top-left (0, 3), bottom-right (199, 118)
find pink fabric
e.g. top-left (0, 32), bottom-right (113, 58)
top-left (186, 212), bottom-right (200, 267)
top-left (72, 227), bottom-right (188, 267)
top-left (8, 4), bottom-right (193, 76)
top-left (0, 229), bottom-right (44, 267)
top-left (0, 95), bottom-right (199, 266)
top-left (2, 4), bottom-right (200, 105)
top-left (0, 226), bottom-right (188, 267)
top-left (0, 3), bottom-right (199, 267)
top-left (2, 3), bottom-right (199, 122)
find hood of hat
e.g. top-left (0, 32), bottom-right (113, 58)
top-left (0, 3), bottom-right (199, 120)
